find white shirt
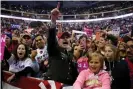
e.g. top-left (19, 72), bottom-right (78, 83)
top-left (35, 45), bottom-right (48, 63)
top-left (8, 55), bottom-right (39, 73)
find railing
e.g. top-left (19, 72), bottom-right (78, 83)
top-left (1, 6), bottom-right (133, 20)
top-left (2, 71), bottom-right (73, 89)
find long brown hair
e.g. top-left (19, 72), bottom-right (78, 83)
top-left (13, 43), bottom-right (29, 61)
top-left (116, 42), bottom-right (126, 60)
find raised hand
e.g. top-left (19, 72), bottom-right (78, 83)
top-left (51, 2), bottom-right (61, 23)
top-left (31, 50), bottom-right (37, 61)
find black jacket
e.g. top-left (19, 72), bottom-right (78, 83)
top-left (44, 27), bottom-right (78, 85)
top-left (105, 59), bottom-right (131, 89)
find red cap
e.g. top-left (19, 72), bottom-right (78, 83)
top-left (57, 32), bottom-right (71, 39)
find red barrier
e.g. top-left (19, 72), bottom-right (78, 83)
top-left (2, 71), bottom-right (62, 89)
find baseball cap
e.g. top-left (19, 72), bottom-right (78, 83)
top-left (57, 32), bottom-right (71, 39)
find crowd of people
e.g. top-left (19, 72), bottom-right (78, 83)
top-left (1, 3), bottom-right (133, 89)
top-left (1, 15), bottom-right (133, 37)
top-left (1, 1), bottom-right (133, 19)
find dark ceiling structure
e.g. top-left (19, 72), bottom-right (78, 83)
top-left (2, 1), bottom-right (129, 9)
top-left (2, 1), bottom-right (99, 8)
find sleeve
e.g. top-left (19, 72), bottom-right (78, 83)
top-left (111, 60), bottom-right (131, 89)
top-left (47, 27), bottom-right (60, 57)
top-left (73, 70), bottom-right (86, 89)
top-left (100, 73), bottom-right (111, 89)
top-left (24, 58), bottom-right (33, 68)
top-left (32, 60), bottom-right (40, 73)
top-left (15, 67), bottom-right (34, 78)
top-left (4, 47), bottom-right (11, 60)
top-left (7, 54), bottom-right (15, 65)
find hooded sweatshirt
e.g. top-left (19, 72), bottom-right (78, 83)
top-left (73, 69), bottom-right (111, 89)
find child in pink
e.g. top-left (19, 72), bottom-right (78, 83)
top-left (73, 53), bottom-right (111, 89)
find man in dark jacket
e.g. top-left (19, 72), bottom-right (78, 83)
top-left (43, 7), bottom-right (78, 85)
top-left (125, 38), bottom-right (133, 89)
top-left (111, 36), bottom-right (133, 89)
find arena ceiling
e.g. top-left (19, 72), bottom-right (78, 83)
top-left (2, 1), bottom-right (130, 9)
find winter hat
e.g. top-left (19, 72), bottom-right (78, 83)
top-left (5, 33), bottom-right (12, 39)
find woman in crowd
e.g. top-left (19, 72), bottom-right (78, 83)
top-left (7, 43), bottom-right (39, 83)
top-left (73, 52), bottom-right (111, 89)
top-left (117, 42), bottom-right (126, 60)
top-left (5, 33), bottom-right (13, 53)
top-left (96, 36), bottom-right (107, 56)
top-left (104, 44), bottom-right (130, 89)
top-left (78, 35), bottom-right (88, 56)
top-left (87, 40), bottom-right (97, 57)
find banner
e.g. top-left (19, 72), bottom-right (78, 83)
top-left (107, 27), bottom-right (120, 37)
top-left (11, 24), bottom-right (21, 29)
top-left (0, 34), bottom-right (6, 60)
top-left (72, 30), bottom-right (87, 39)
top-left (84, 27), bottom-right (93, 37)
top-left (2, 71), bottom-right (73, 89)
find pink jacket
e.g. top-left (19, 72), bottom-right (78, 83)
top-left (73, 69), bottom-right (111, 89)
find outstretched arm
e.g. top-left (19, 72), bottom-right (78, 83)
top-left (47, 3), bottom-right (61, 57)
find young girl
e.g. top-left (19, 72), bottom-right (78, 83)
top-left (104, 44), bottom-right (117, 73)
top-left (73, 52), bottom-right (111, 89)
top-left (104, 44), bottom-right (130, 89)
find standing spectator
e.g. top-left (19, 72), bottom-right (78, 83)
top-left (6, 44), bottom-right (38, 83)
top-left (117, 42), bottom-right (126, 60)
top-left (125, 39), bottom-right (133, 89)
top-left (43, 7), bottom-right (78, 85)
top-left (73, 52), bottom-right (111, 89)
top-left (97, 36), bottom-right (106, 55)
top-left (21, 33), bottom-right (33, 54)
top-left (104, 44), bottom-right (130, 89)
top-left (5, 33), bottom-right (12, 53)
top-left (31, 34), bottom-right (48, 77)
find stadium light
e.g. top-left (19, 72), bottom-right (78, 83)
top-left (0, 13), bottom-right (133, 23)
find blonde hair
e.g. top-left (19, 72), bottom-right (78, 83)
top-left (89, 52), bottom-right (104, 69)
top-left (105, 44), bottom-right (117, 61)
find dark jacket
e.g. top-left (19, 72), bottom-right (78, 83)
top-left (44, 27), bottom-right (78, 85)
top-left (105, 60), bottom-right (131, 89)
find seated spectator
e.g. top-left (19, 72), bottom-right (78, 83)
top-left (73, 52), bottom-right (111, 89)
